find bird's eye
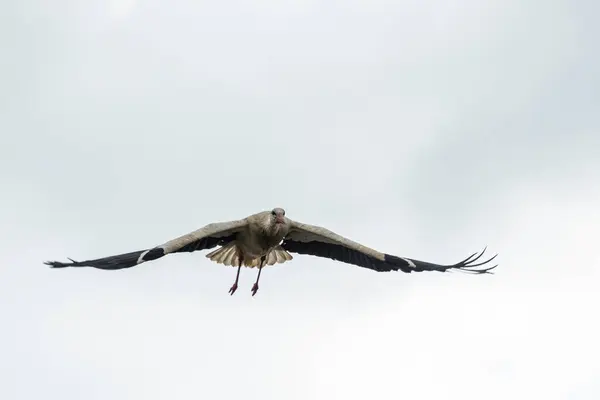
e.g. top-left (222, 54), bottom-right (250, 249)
top-left (271, 211), bottom-right (276, 216)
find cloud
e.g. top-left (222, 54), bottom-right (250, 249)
top-left (107, 0), bottom-right (139, 20)
top-left (2, 0), bottom-right (599, 399)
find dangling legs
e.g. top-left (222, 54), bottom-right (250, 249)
top-left (251, 255), bottom-right (267, 296)
top-left (228, 255), bottom-right (243, 295)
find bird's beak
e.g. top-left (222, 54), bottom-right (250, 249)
top-left (276, 216), bottom-right (285, 224)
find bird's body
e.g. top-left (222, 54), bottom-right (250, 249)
top-left (45, 207), bottom-right (498, 296)
top-left (205, 209), bottom-right (293, 269)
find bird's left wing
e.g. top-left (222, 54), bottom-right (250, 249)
top-left (44, 218), bottom-right (249, 270)
top-left (281, 220), bottom-right (497, 274)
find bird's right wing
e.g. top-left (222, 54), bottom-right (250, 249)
top-left (44, 218), bottom-right (249, 270)
top-left (282, 220), bottom-right (497, 274)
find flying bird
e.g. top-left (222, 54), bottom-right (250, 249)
top-left (44, 207), bottom-right (498, 296)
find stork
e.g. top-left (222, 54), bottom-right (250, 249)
top-left (44, 207), bottom-right (498, 296)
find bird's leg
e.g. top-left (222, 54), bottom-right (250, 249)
top-left (251, 255), bottom-right (266, 296)
top-left (228, 254), bottom-right (243, 295)
top-left (228, 266), bottom-right (241, 295)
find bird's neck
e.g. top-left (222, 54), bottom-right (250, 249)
top-left (265, 223), bottom-right (282, 236)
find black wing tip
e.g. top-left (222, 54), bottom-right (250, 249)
top-left (453, 247), bottom-right (499, 274)
top-left (42, 248), bottom-right (162, 271)
top-left (385, 246), bottom-right (499, 274)
top-left (44, 259), bottom-right (79, 268)
top-left (456, 264), bottom-right (498, 275)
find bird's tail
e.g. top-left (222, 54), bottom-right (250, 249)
top-left (206, 244), bottom-right (293, 268)
top-left (265, 246), bottom-right (293, 266)
top-left (206, 242), bottom-right (238, 266)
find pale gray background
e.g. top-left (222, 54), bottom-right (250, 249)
top-left (1, 0), bottom-right (599, 399)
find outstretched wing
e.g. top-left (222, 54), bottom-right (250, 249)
top-left (281, 220), bottom-right (497, 274)
top-left (44, 219), bottom-right (249, 270)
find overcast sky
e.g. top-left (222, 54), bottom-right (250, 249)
top-left (2, 0), bottom-right (599, 399)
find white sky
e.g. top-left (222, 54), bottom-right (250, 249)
top-left (2, 0), bottom-right (599, 399)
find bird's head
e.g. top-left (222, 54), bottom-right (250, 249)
top-left (270, 207), bottom-right (286, 225)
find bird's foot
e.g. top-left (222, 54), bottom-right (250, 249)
top-left (228, 283), bottom-right (238, 295)
top-left (251, 283), bottom-right (259, 296)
